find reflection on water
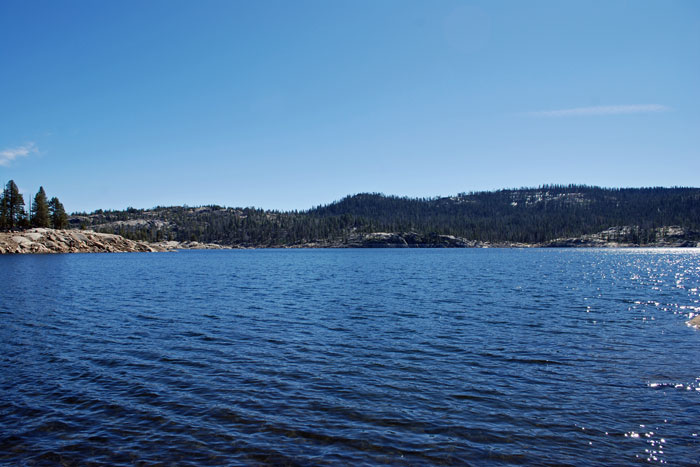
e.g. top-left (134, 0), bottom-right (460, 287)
top-left (1, 249), bottom-right (699, 465)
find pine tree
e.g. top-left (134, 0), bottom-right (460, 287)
top-left (2, 180), bottom-right (27, 230)
top-left (0, 187), bottom-right (7, 230)
top-left (49, 197), bottom-right (68, 229)
top-left (31, 186), bottom-right (51, 228)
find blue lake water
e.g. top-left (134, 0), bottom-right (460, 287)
top-left (1, 249), bottom-right (700, 465)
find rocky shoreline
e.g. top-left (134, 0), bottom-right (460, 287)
top-left (0, 229), bottom-right (238, 254)
top-left (281, 227), bottom-right (699, 249)
top-left (0, 229), bottom-right (168, 254)
top-left (2, 226), bottom-right (698, 254)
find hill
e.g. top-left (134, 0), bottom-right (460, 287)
top-left (68, 185), bottom-right (700, 247)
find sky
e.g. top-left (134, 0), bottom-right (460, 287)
top-left (1, 0), bottom-right (698, 213)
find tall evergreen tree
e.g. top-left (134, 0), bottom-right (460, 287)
top-left (31, 186), bottom-right (50, 228)
top-left (0, 186), bottom-right (8, 230)
top-left (1, 180), bottom-right (27, 230)
top-left (49, 197), bottom-right (68, 229)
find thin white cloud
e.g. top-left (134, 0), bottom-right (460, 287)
top-left (0, 142), bottom-right (38, 166)
top-left (528, 104), bottom-right (671, 117)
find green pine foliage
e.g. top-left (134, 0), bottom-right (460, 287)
top-left (31, 187), bottom-right (51, 228)
top-left (5, 181), bottom-right (698, 245)
top-left (49, 197), bottom-right (68, 229)
top-left (72, 185), bottom-right (700, 246)
top-left (0, 180), bottom-right (28, 230)
top-left (1, 181), bottom-right (67, 231)
top-left (0, 191), bottom-right (7, 230)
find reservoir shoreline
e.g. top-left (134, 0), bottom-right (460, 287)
top-left (1, 227), bottom-right (698, 254)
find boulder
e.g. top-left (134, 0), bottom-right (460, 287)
top-left (688, 315), bottom-right (700, 329)
top-left (0, 229), bottom-right (169, 254)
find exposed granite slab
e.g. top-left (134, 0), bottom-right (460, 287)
top-left (0, 229), bottom-right (167, 254)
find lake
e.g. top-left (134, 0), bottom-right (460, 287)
top-left (1, 249), bottom-right (699, 465)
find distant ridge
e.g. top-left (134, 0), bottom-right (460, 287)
top-left (69, 185), bottom-right (700, 248)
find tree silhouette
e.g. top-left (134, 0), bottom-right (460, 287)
top-left (0, 180), bottom-right (27, 230)
top-left (49, 197), bottom-right (68, 229)
top-left (31, 186), bottom-right (50, 228)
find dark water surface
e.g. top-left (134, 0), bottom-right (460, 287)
top-left (1, 249), bottom-right (699, 465)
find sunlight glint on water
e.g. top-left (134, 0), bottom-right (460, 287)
top-left (1, 248), bottom-right (699, 465)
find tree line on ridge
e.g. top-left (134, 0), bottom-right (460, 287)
top-left (4, 181), bottom-right (699, 246)
top-left (70, 185), bottom-right (700, 246)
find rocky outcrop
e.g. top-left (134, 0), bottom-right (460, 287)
top-left (347, 232), bottom-right (484, 248)
top-left (542, 226), bottom-right (700, 248)
top-left (0, 229), bottom-right (167, 254)
top-left (247, 227), bottom-right (700, 249)
top-left (286, 232), bottom-right (490, 248)
top-left (6, 225), bottom-right (695, 253)
top-left (151, 240), bottom-right (234, 250)
top-left (688, 315), bottom-right (700, 329)
top-left (290, 226), bottom-right (700, 249)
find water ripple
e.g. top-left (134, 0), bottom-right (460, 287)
top-left (1, 249), bottom-right (700, 464)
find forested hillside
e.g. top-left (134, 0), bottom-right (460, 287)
top-left (69, 185), bottom-right (700, 247)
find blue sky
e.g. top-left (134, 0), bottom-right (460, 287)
top-left (1, 0), bottom-right (698, 213)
